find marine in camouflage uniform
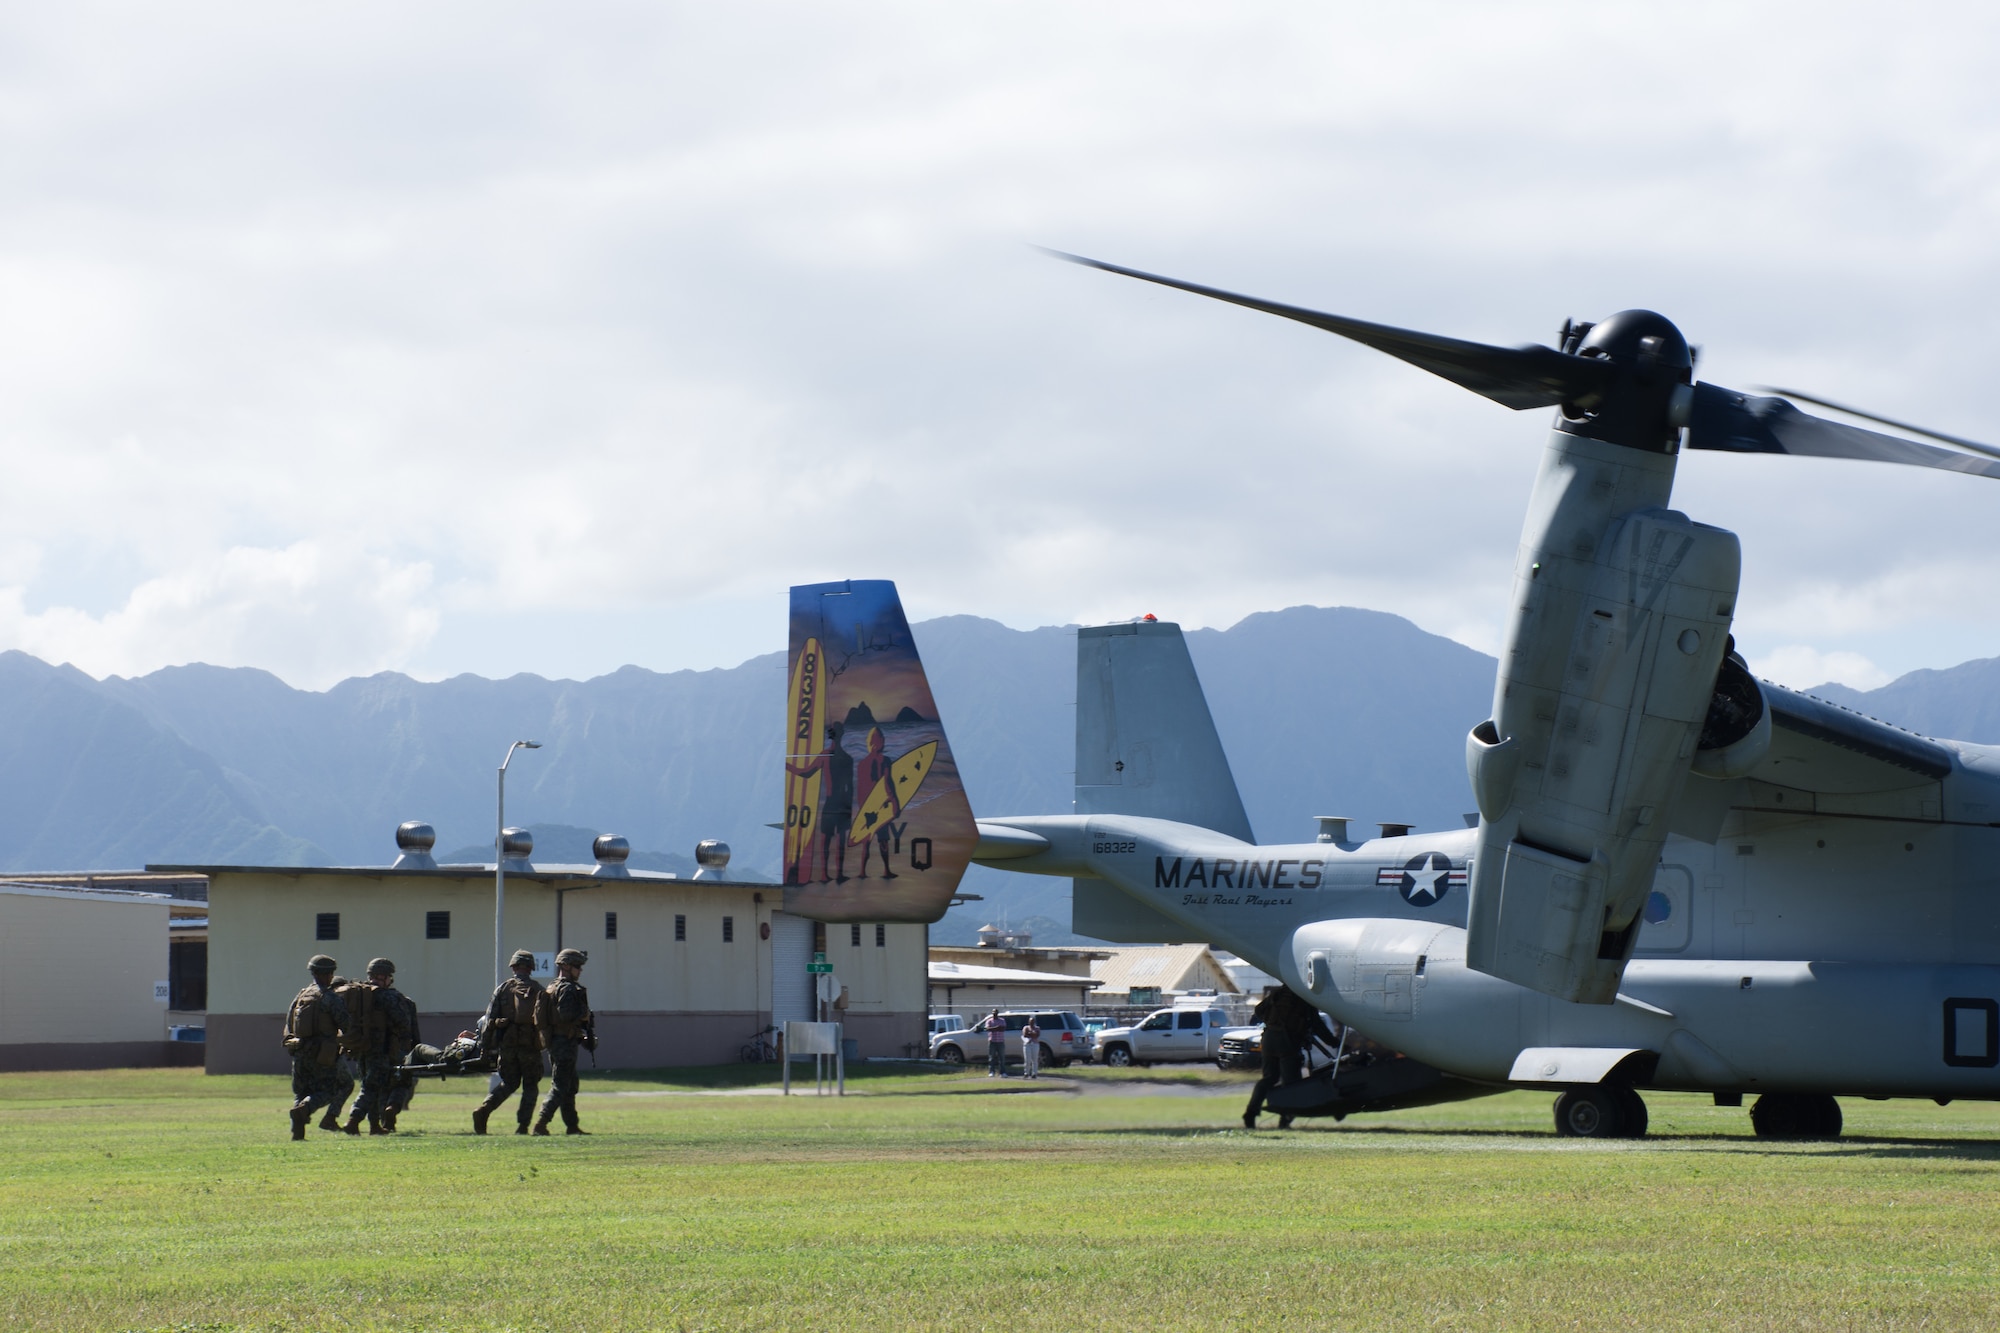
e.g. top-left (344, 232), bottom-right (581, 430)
top-left (340, 958), bottom-right (414, 1136)
top-left (283, 955), bottom-right (353, 1140)
top-left (381, 989), bottom-right (427, 1130)
top-left (534, 948), bottom-right (595, 1135)
top-left (472, 949), bottom-right (547, 1135)
top-left (1242, 986), bottom-right (1337, 1130)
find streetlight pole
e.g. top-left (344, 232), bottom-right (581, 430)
top-left (495, 739), bottom-right (542, 983)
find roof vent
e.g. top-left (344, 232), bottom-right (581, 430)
top-left (392, 821), bottom-right (437, 871)
top-left (693, 839), bottom-right (731, 879)
top-left (977, 923), bottom-right (1001, 946)
top-left (1314, 816), bottom-right (1352, 844)
top-left (592, 834), bottom-right (632, 879)
top-left (1378, 823), bottom-right (1413, 839)
top-left (499, 826), bottom-right (534, 871)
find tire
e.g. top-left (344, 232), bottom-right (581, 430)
top-left (1052, 1058), bottom-right (1072, 1069)
top-left (937, 1044), bottom-right (965, 1066)
top-left (1612, 1085), bottom-right (1649, 1139)
top-left (1103, 1044), bottom-right (1134, 1068)
top-left (1038, 1044), bottom-right (1055, 1068)
top-left (1751, 1093), bottom-right (1842, 1140)
top-left (1553, 1086), bottom-right (1625, 1138)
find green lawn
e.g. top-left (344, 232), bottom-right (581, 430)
top-left (3, 1066), bottom-right (1999, 1331)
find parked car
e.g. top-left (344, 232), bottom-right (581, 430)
top-left (930, 1011), bottom-right (1092, 1067)
top-left (928, 1014), bottom-right (966, 1039)
top-left (1093, 1006), bottom-right (1233, 1067)
top-left (1215, 1018), bottom-right (1344, 1072)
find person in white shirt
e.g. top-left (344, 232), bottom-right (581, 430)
top-left (1020, 1016), bottom-right (1042, 1079)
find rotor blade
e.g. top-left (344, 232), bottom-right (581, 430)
top-left (1043, 249), bottom-right (1614, 411)
top-left (1687, 382), bottom-right (2000, 480)
top-left (1752, 386), bottom-right (2000, 462)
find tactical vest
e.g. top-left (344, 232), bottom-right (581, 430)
top-left (493, 978), bottom-right (546, 1051)
top-left (546, 979), bottom-right (593, 1042)
top-left (284, 985), bottom-right (340, 1067)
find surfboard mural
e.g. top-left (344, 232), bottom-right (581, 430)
top-left (782, 580), bottom-right (976, 922)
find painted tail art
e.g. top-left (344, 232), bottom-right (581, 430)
top-left (782, 579), bottom-right (976, 921)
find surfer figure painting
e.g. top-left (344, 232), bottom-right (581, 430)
top-left (781, 580), bottom-right (976, 920)
top-left (785, 723), bottom-right (856, 883)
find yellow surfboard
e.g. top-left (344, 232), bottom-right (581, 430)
top-left (783, 636), bottom-right (823, 882)
top-left (850, 740), bottom-right (939, 844)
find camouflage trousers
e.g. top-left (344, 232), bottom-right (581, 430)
top-left (474, 1046), bottom-right (545, 1126)
top-left (350, 1054), bottom-right (401, 1119)
top-left (537, 1039), bottom-right (581, 1130)
top-left (386, 1043), bottom-right (444, 1115)
top-left (290, 1052), bottom-right (355, 1115)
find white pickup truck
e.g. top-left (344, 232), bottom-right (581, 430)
top-left (1093, 1006), bottom-right (1233, 1067)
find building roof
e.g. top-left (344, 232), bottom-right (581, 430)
top-left (928, 959), bottom-right (1104, 988)
top-left (1088, 944), bottom-right (1240, 996)
top-left (146, 862), bottom-right (766, 889)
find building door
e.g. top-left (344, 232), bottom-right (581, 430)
top-left (768, 912), bottom-right (815, 1029)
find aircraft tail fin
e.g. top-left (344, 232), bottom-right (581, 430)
top-left (782, 580), bottom-right (976, 922)
top-left (1075, 621), bottom-right (1254, 842)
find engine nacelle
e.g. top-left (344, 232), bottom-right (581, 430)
top-left (1465, 430), bottom-right (1740, 1005)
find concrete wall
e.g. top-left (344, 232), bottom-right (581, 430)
top-left (207, 869), bottom-right (925, 1073)
top-left (0, 884), bottom-right (187, 1070)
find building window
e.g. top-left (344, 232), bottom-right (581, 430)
top-left (674, 914), bottom-right (686, 942)
top-left (315, 913), bottom-right (339, 941)
top-left (850, 923), bottom-right (861, 947)
top-left (425, 911), bottom-right (450, 940)
top-left (605, 911), bottom-right (618, 940)
top-left (875, 924), bottom-right (886, 948)
top-left (722, 916), bottom-right (734, 943)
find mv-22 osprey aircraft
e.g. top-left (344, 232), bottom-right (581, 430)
top-left (780, 254), bottom-right (2000, 1139)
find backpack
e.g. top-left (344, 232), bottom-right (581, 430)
top-left (335, 981), bottom-right (375, 1055)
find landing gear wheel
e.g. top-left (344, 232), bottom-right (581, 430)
top-left (1553, 1086), bottom-right (1625, 1138)
top-left (1611, 1085), bottom-right (1649, 1139)
top-left (1103, 1045), bottom-right (1133, 1068)
top-left (1750, 1093), bottom-right (1843, 1139)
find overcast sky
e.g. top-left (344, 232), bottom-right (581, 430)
top-left (3, 3), bottom-right (1999, 692)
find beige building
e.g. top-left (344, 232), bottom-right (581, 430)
top-left (1088, 944), bottom-right (1242, 1006)
top-left (929, 940), bottom-right (1110, 980)
top-left (187, 859), bottom-right (928, 1074)
top-left (0, 881), bottom-right (197, 1071)
top-left (927, 958), bottom-right (1103, 1014)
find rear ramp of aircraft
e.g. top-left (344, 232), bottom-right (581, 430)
top-left (1072, 620), bottom-right (1254, 942)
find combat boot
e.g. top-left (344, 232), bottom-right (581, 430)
top-left (289, 1106), bottom-right (312, 1140)
top-left (564, 1124), bottom-right (589, 1136)
top-left (367, 1114), bottom-right (388, 1136)
top-left (340, 1113), bottom-right (363, 1136)
top-left (380, 1109), bottom-right (399, 1132)
top-left (470, 1105), bottom-right (490, 1135)
top-left (515, 1121), bottom-right (531, 1135)
top-left (531, 1120), bottom-right (551, 1136)
top-left (318, 1108), bottom-right (342, 1132)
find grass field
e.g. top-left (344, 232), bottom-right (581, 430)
top-left (5, 1064), bottom-right (2000, 1331)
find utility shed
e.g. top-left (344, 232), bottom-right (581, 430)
top-left (176, 861), bottom-right (927, 1075)
top-left (0, 881), bottom-right (186, 1071)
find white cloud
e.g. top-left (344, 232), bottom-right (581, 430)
top-left (1753, 646), bottom-right (1893, 694)
top-left (0, 3), bottom-right (1996, 684)
top-left (0, 544), bottom-right (437, 690)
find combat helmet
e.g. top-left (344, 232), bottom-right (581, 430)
top-left (555, 948), bottom-right (587, 968)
